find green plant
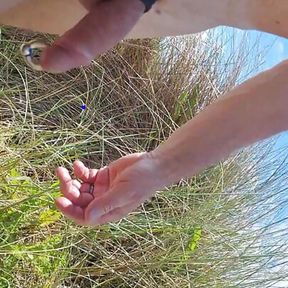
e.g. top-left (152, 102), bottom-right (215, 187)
top-left (0, 27), bottom-right (287, 287)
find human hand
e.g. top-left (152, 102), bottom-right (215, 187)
top-left (41, 0), bottom-right (146, 73)
top-left (55, 152), bottom-right (165, 226)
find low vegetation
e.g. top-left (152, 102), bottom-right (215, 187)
top-left (0, 27), bottom-right (287, 287)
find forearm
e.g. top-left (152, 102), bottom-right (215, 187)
top-left (138, 0), bottom-right (288, 39)
top-left (151, 60), bottom-right (288, 185)
top-left (223, 0), bottom-right (288, 38)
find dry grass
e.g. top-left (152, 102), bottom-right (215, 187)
top-left (0, 26), bottom-right (287, 287)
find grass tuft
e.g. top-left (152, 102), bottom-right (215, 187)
top-left (0, 27), bottom-right (287, 287)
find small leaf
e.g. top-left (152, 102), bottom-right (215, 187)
top-left (39, 209), bottom-right (61, 227)
top-left (50, 181), bottom-right (60, 189)
top-left (27, 253), bottom-right (34, 260)
top-left (188, 227), bottom-right (202, 252)
top-left (10, 168), bottom-right (20, 178)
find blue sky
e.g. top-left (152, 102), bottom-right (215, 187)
top-left (215, 27), bottom-right (288, 74)
top-left (215, 27), bottom-right (288, 150)
top-left (218, 27), bottom-right (288, 225)
top-left (246, 30), bottom-right (288, 151)
top-left (249, 30), bottom-right (288, 71)
top-left (246, 29), bottom-right (288, 223)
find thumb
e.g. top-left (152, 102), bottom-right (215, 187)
top-left (85, 182), bottom-right (135, 226)
top-left (41, 0), bottom-right (145, 73)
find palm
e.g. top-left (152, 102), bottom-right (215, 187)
top-left (55, 153), bottom-right (159, 226)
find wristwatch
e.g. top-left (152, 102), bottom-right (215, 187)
top-left (139, 0), bottom-right (157, 12)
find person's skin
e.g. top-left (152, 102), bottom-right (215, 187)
top-left (0, 0), bottom-right (288, 226)
top-left (41, 0), bottom-right (146, 73)
top-left (28, 0), bottom-right (288, 72)
top-left (0, 0), bottom-right (21, 11)
top-left (1, 0), bottom-right (288, 72)
top-left (55, 60), bottom-right (288, 226)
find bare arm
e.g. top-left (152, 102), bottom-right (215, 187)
top-left (1, 0), bottom-right (288, 72)
top-left (238, 0), bottom-right (288, 38)
top-left (152, 60), bottom-right (288, 185)
top-left (55, 59), bottom-right (288, 226)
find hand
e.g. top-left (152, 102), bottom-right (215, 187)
top-left (55, 152), bottom-right (164, 226)
top-left (41, 0), bottom-right (145, 73)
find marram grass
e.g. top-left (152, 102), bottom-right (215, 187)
top-left (0, 27), bottom-right (287, 287)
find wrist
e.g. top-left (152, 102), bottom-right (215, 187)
top-left (147, 149), bottom-right (183, 188)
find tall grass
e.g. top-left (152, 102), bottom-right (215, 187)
top-left (0, 26), bottom-right (287, 287)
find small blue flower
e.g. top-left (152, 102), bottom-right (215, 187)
top-left (81, 104), bottom-right (87, 110)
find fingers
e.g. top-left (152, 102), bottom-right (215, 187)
top-left (79, 182), bottom-right (93, 193)
top-left (59, 179), bottom-right (80, 201)
top-left (56, 167), bottom-right (80, 202)
top-left (84, 181), bottom-right (139, 226)
top-left (55, 197), bottom-right (85, 225)
top-left (56, 167), bottom-right (94, 207)
top-left (73, 160), bottom-right (98, 183)
top-left (93, 166), bottom-right (110, 196)
top-left (72, 179), bottom-right (81, 190)
top-left (56, 166), bottom-right (72, 183)
top-left (41, 0), bottom-right (145, 73)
